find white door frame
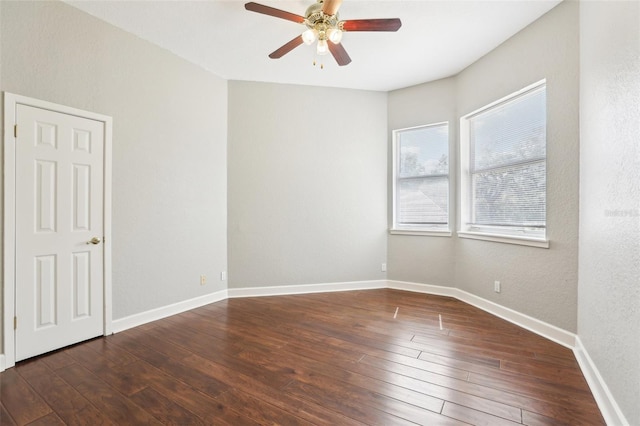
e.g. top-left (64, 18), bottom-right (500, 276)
top-left (2, 92), bottom-right (112, 370)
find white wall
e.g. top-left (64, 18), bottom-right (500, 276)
top-left (578, 1), bottom-right (640, 424)
top-left (388, 1), bottom-right (580, 332)
top-left (228, 81), bottom-right (387, 288)
top-left (0, 0), bottom-right (228, 335)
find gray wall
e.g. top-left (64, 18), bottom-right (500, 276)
top-left (387, 77), bottom-right (457, 286)
top-left (228, 81), bottom-right (387, 288)
top-left (387, 1), bottom-right (580, 332)
top-left (1, 2), bottom-right (638, 422)
top-left (0, 0), bottom-right (228, 336)
top-left (455, 1), bottom-right (579, 331)
top-left (578, 1), bottom-right (640, 424)
top-left (0, 1), bottom-right (3, 354)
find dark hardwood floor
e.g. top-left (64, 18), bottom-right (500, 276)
top-left (1, 289), bottom-right (604, 425)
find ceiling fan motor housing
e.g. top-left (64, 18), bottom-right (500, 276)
top-left (305, 1), bottom-right (342, 39)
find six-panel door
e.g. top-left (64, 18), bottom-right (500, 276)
top-left (15, 104), bottom-right (105, 361)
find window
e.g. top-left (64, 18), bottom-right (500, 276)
top-left (392, 123), bottom-right (449, 234)
top-left (460, 81), bottom-right (547, 245)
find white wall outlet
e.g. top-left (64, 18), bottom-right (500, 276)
top-left (494, 280), bottom-right (501, 293)
top-left (220, 271), bottom-right (227, 281)
top-left (381, 263), bottom-right (387, 272)
top-left (200, 275), bottom-right (207, 286)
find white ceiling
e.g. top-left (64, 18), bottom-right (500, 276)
top-left (64, 0), bottom-right (562, 92)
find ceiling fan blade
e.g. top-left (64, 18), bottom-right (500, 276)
top-left (328, 41), bottom-right (351, 66)
top-left (342, 18), bottom-right (402, 32)
top-left (322, 0), bottom-right (342, 16)
top-left (244, 2), bottom-right (305, 24)
top-left (269, 35), bottom-right (305, 59)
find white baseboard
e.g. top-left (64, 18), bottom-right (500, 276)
top-left (387, 280), bottom-right (575, 349)
top-left (389, 280), bottom-right (628, 425)
top-left (387, 280), bottom-right (459, 298)
top-left (97, 279), bottom-right (576, 350)
top-left (10, 277), bottom-right (622, 426)
top-left (574, 336), bottom-right (630, 426)
top-left (456, 289), bottom-right (576, 349)
top-left (0, 354), bottom-right (5, 372)
top-left (111, 289), bottom-right (228, 333)
top-left (227, 280), bottom-right (387, 298)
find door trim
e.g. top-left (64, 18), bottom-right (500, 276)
top-left (2, 92), bottom-right (113, 370)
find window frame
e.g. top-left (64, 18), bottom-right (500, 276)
top-left (391, 122), bottom-right (451, 236)
top-left (459, 80), bottom-right (549, 248)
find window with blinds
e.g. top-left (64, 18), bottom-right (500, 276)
top-left (465, 83), bottom-right (546, 238)
top-left (393, 123), bottom-right (449, 231)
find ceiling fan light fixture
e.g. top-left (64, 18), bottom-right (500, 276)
top-left (245, 1), bottom-right (401, 67)
top-left (302, 29), bottom-right (317, 45)
top-left (316, 38), bottom-right (329, 55)
top-left (327, 28), bottom-right (343, 44)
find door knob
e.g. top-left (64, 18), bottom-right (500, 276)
top-left (87, 237), bottom-right (101, 245)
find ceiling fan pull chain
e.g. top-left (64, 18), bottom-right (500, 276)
top-left (312, 57), bottom-right (324, 69)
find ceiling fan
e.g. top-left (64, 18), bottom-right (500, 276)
top-left (245, 0), bottom-right (402, 66)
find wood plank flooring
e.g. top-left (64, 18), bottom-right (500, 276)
top-left (1, 289), bottom-right (605, 425)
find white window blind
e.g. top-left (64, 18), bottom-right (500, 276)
top-left (467, 84), bottom-right (546, 237)
top-left (394, 123), bottom-right (449, 230)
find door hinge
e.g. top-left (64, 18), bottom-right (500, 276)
top-left (14, 316), bottom-right (17, 330)
top-left (14, 124), bottom-right (17, 138)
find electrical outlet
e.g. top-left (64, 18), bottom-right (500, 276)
top-left (200, 275), bottom-right (207, 286)
top-left (220, 271), bottom-right (227, 281)
top-left (381, 263), bottom-right (387, 272)
top-left (494, 280), bottom-right (501, 293)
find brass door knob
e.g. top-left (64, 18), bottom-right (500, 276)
top-left (87, 237), bottom-right (101, 245)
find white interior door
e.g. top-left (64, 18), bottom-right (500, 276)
top-left (15, 104), bottom-right (105, 362)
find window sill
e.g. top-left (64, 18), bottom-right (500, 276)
top-left (457, 231), bottom-right (549, 248)
top-left (390, 229), bottom-right (452, 237)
